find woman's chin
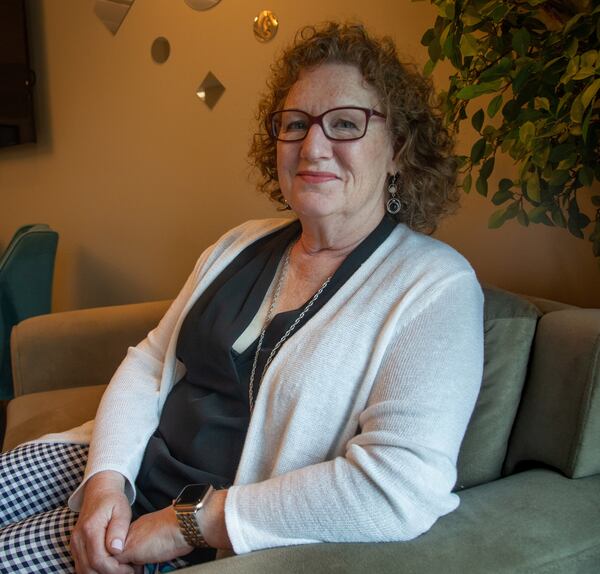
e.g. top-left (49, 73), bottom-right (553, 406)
top-left (287, 191), bottom-right (342, 220)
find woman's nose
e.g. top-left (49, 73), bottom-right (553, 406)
top-left (300, 124), bottom-right (332, 159)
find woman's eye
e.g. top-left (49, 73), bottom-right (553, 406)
top-left (284, 120), bottom-right (307, 132)
top-left (334, 119), bottom-right (359, 130)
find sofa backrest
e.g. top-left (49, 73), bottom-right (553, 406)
top-left (455, 286), bottom-right (540, 490)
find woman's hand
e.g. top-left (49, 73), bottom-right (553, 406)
top-left (70, 471), bottom-right (134, 574)
top-left (115, 506), bottom-right (192, 566)
top-left (115, 488), bottom-right (232, 567)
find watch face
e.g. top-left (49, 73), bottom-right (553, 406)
top-left (176, 483), bottom-right (211, 505)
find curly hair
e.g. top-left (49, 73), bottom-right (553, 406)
top-left (249, 21), bottom-right (459, 234)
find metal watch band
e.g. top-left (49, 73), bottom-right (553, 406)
top-left (174, 511), bottom-right (210, 548)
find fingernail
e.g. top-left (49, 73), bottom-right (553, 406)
top-left (111, 538), bottom-right (124, 551)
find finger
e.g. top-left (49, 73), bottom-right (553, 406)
top-left (105, 503), bottom-right (131, 556)
top-left (71, 528), bottom-right (91, 574)
top-left (85, 525), bottom-right (133, 574)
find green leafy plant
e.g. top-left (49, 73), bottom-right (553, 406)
top-left (417, 0), bottom-right (600, 260)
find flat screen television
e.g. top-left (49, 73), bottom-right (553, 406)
top-left (0, 0), bottom-right (36, 148)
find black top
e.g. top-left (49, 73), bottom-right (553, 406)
top-left (133, 216), bottom-right (397, 522)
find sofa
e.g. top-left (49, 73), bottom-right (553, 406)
top-left (3, 287), bottom-right (600, 573)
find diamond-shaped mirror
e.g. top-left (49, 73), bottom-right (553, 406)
top-left (94, 0), bottom-right (135, 35)
top-left (196, 72), bottom-right (225, 110)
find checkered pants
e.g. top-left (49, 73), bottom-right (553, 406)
top-left (0, 442), bottom-right (190, 573)
top-left (0, 442), bottom-right (86, 572)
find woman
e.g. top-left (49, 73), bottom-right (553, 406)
top-left (0, 22), bottom-right (483, 573)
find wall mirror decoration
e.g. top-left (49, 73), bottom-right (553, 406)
top-left (185, 0), bottom-right (222, 11)
top-left (253, 10), bottom-right (278, 42)
top-left (151, 37), bottom-right (170, 64)
top-left (94, 0), bottom-right (135, 35)
top-left (196, 72), bottom-right (225, 109)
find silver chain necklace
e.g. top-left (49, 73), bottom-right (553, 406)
top-left (248, 240), bottom-right (332, 413)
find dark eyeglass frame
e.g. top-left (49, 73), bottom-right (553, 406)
top-left (268, 106), bottom-right (387, 142)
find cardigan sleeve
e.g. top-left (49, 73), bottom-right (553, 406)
top-left (68, 219), bottom-right (295, 510)
top-left (224, 271), bottom-right (484, 552)
top-left (68, 254), bottom-right (206, 510)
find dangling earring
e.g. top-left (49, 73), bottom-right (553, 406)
top-left (386, 173), bottom-right (402, 215)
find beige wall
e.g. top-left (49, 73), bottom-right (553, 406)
top-left (1, 0), bottom-right (598, 310)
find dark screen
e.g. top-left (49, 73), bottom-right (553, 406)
top-left (0, 0), bottom-right (36, 147)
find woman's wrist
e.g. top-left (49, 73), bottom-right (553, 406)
top-left (199, 488), bottom-right (232, 549)
top-left (86, 470), bottom-right (126, 493)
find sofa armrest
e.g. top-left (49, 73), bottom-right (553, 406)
top-left (10, 300), bottom-right (171, 396)
top-left (181, 470), bottom-right (600, 574)
top-left (505, 308), bottom-right (600, 479)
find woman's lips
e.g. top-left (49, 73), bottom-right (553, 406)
top-left (296, 171), bottom-right (339, 184)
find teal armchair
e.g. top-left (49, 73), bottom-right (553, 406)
top-left (0, 224), bottom-right (58, 399)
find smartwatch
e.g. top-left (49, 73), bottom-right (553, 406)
top-left (172, 483), bottom-right (215, 548)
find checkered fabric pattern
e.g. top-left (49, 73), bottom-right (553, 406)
top-left (0, 442), bottom-right (192, 572)
top-left (0, 442), bottom-right (88, 526)
top-left (0, 505), bottom-right (78, 573)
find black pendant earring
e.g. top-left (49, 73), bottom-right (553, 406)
top-left (386, 173), bottom-right (402, 215)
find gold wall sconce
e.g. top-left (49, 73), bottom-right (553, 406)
top-left (253, 10), bottom-right (278, 42)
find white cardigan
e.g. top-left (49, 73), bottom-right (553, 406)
top-left (66, 218), bottom-right (484, 555)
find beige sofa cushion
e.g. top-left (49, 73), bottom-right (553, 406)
top-left (2, 384), bottom-right (106, 452)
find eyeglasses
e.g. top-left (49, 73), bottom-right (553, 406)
top-left (269, 106), bottom-right (387, 142)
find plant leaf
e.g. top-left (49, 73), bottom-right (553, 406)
top-left (578, 166), bottom-right (594, 187)
top-left (421, 28), bottom-right (435, 47)
top-left (565, 37), bottom-right (579, 58)
top-left (471, 108), bottom-right (484, 132)
top-left (551, 206), bottom-right (567, 228)
top-left (534, 97), bottom-right (550, 111)
top-left (456, 80), bottom-right (503, 99)
top-left (492, 188), bottom-right (513, 205)
top-left (580, 50), bottom-right (598, 68)
top-left (499, 178), bottom-right (513, 192)
top-left (570, 94), bottom-right (584, 123)
top-left (512, 28), bottom-right (531, 57)
top-left (519, 121), bottom-right (536, 144)
top-left (526, 171), bottom-right (541, 202)
top-left (460, 33), bottom-right (479, 57)
top-left (529, 205), bottom-right (550, 224)
top-left (489, 207), bottom-right (508, 229)
top-left (581, 77), bottom-right (600, 109)
top-left (517, 208), bottom-right (530, 227)
top-left (423, 59), bottom-right (436, 77)
top-left (563, 13), bottom-right (585, 35)
top-left (463, 172), bottom-right (472, 194)
top-left (480, 156), bottom-right (495, 180)
top-left (505, 201), bottom-right (520, 220)
top-left (572, 67), bottom-right (596, 81)
top-left (557, 155), bottom-right (577, 171)
top-left (487, 94), bottom-right (503, 118)
top-left (471, 137), bottom-right (486, 163)
top-left (549, 170), bottom-right (571, 186)
top-left (476, 175), bottom-right (488, 197)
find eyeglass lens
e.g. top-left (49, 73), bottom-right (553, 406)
top-left (272, 108), bottom-right (370, 141)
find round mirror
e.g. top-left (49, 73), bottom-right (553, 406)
top-left (151, 37), bottom-right (171, 64)
top-left (184, 0), bottom-right (222, 10)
